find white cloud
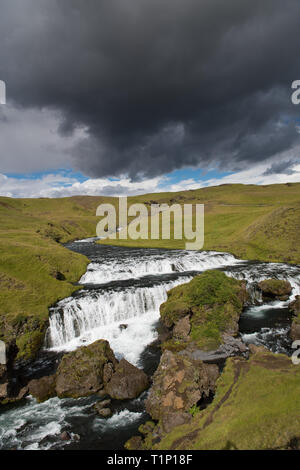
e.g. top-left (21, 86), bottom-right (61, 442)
top-left (0, 160), bottom-right (299, 199)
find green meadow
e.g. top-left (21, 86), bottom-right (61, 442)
top-left (0, 183), bottom-right (299, 359)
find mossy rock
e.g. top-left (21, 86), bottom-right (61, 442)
top-left (55, 340), bottom-right (117, 399)
top-left (258, 279), bottom-right (292, 300)
top-left (160, 270), bottom-right (248, 351)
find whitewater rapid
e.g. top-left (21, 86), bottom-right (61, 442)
top-left (45, 242), bottom-right (300, 364)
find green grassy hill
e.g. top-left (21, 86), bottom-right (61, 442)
top-left (102, 182), bottom-right (300, 263)
top-left (0, 183), bottom-right (299, 359)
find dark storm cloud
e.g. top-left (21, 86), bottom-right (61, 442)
top-left (0, 0), bottom-right (300, 178)
top-left (263, 159), bottom-right (297, 176)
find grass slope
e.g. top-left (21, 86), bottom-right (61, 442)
top-left (0, 183), bottom-right (299, 359)
top-left (101, 182), bottom-right (300, 264)
top-left (0, 196), bottom-right (115, 359)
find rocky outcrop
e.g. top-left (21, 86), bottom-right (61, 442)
top-left (154, 349), bottom-right (300, 450)
top-left (126, 349), bottom-right (219, 449)
top-left (289, 296), bottom-right (300, 340)
top-left (160, 270), bottom-right (249, 352)
top-left (105, 359), bottom-right (149, 400)
top-left (258, 279), bottom-right (292, 301)
top-left (56, 340), bottom-right (118, 398)
top-left (146, 350), bottom-right (219, 428)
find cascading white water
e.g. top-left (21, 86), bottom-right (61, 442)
top-left (79, 250), bottom-right (241, 284)
top-left (46, 242), bottom-right (300, 366)
top-left (46, 277), bottom-right (192, 365)
top-left (224, 263), bottom-right (300, 303)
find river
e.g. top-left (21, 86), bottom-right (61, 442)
top-left (0, 239), bottom-right (299, 450)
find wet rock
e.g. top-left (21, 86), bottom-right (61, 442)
top-left (258, 279), bottom-right (292, 301)
top-left (28, 375), bottom-right (56, 403)
top-left (56, 340), bottom-right (118, 399)
top-left (145, 350), bottom-right (219, 421)
top-left (97, 407), bottom-right (112, 418)
top-left (94, 399), bottom-right (111, 412)
top-left (60, 431), bottom-right (72, 441)
top-left (105, 359), bottom-right (149, 400)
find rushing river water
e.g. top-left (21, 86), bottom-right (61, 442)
top-left (0, 239), bottom-right (299, 450)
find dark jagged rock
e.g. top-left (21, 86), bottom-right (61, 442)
top-left (105, 358), bottom-right (149, 400)
top-left (56, 340), bottom-right (118, 399)
top-left (258, 279), bottom-right (292, 301)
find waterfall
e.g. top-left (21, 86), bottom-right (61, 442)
top-left (45, 277), bottom-right (192, 365)
top-left (45, 242), bottom-right (300, 365)
top-left (79, 250), bottom-right (240, 284)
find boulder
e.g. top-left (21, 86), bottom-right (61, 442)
top-left (96, 407), bottom-right (112, 418)
top-left (56, 340), bottom-right (118, 399)
top-left (145, 350), bottom-right (219, 422)
top-left (258, 279), bottom-right (292, 301)
top-left (60, 431), bottom-right (72, 441)
top-left (28, 375), bottom-right (56, 403)
top-left (105, 358), bottom-right (149, 400)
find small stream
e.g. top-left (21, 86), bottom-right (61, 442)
top-left (0, 240), bottom-right (299, 450)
